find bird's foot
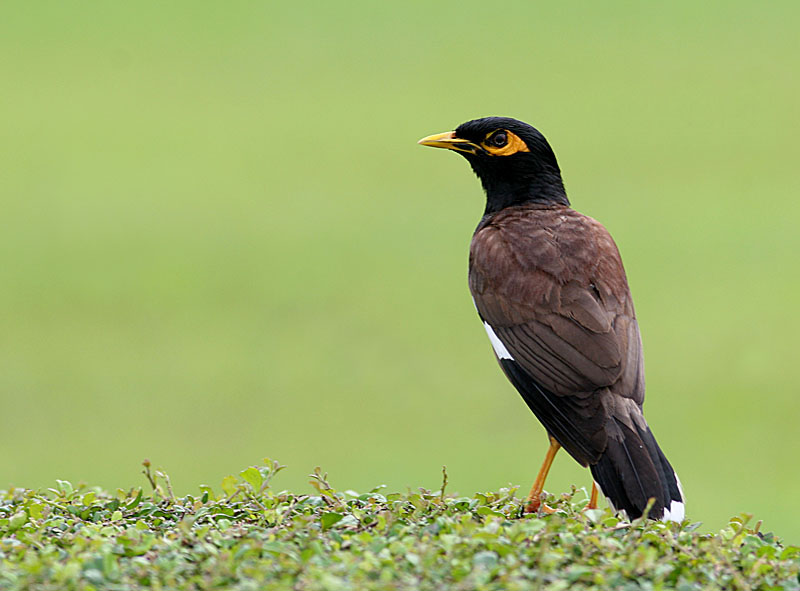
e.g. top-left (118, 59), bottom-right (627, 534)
top-left (524, 494), bottom-right (556, 515)
top-left (580, 482), bottom-right (599, 513)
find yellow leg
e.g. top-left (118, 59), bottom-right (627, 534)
top-left (586, 481), bottom-right (598, 510)
top-left (525, 436), bottom-right (561, 513)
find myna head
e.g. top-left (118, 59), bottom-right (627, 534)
top-left (419, 117), bottom-right (569, 213)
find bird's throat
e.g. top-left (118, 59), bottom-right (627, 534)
top-left (479, 171), bottom-right (569, 215)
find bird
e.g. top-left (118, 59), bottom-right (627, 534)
top-left (418, 117), bottom-right (684, 521)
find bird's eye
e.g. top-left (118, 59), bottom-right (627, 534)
top-left (489, 131), bottom-right (508, 147)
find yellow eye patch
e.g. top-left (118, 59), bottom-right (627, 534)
top-left (481, 130), bottom-right (530, 156)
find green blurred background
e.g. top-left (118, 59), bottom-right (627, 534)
top-left (2, 2), bottom-right (798, 540)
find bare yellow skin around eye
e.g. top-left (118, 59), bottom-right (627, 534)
top-left (482, 130), bottom-right (530, 156)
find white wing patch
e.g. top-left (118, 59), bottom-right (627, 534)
top-left (663, 473), bottom-right (686, 523)
top-left (483, 322), bottom-right (514, 360)
top-left (662, 500), bottom-right (685, 523)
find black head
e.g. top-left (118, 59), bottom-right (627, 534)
top-left (419, 117), bottom-right (569, 214)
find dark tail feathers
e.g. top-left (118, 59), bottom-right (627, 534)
top-left (589, 417), bottom-right (684, 521)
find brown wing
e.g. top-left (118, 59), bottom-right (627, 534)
top-left (469, 204), bottom-right (645, 465)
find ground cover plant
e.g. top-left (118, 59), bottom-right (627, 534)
top-left (1, 460), bottom-right (797, 590)
top-left (4, 1), bottom-right (800, 542)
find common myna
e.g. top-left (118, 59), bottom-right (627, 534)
top-left (419, 117), bottom-right (684, 521)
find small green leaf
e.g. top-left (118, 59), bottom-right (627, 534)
top-left (321, 512), bottom-right (344, 530)
top-left (240, 467), bottom-right (263, 492)
top-left (124, 489), bottom-right (143, 511)
top-left (26, 502), bottom-right (45, 520)
top-left (198, 485), bottom-right (215, 502)
top-left (583, 508), bottom-right (604, 523)
top-left (476, 506), bottom-right (505, 518)
top-left (8, 511), bottom-right (28, 531)
top-left (221, 475), bottom-right (238, 497)
top-left (55, 479), bottom-right (74, 497)
top-left (779, 545), bottom-right (800, 560)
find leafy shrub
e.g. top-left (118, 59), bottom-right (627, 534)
top-left (1, 460), bottom-right (797, 590)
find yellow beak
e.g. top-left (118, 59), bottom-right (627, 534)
top-left (418, 131), bottom-right (481, 154)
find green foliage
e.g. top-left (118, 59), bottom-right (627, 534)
top-left (1, 0), bottom-right (800, 542)
top-left (1, 462), bottom-right (798, 590)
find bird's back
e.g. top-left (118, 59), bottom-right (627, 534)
top-left (469, 203), bottom-right (645, 406)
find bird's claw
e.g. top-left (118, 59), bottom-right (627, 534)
top-left (524, 493), bottom-right (556, 515)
